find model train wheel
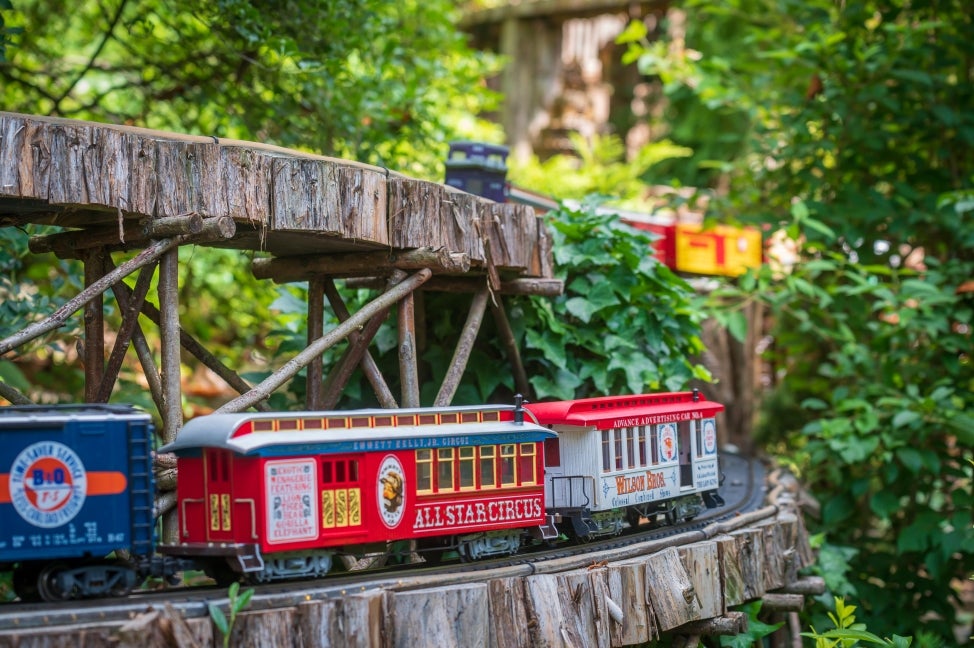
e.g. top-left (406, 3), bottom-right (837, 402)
top-left (12, 564), bottom-right (43, 602)
top-left (37, 563), bottom-right (71, 601)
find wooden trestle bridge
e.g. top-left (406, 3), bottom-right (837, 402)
top-left (0, 111), bottom-right (560, 435)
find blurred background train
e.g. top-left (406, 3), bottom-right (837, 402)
top-left (0, 390), bottom-right (724, 601)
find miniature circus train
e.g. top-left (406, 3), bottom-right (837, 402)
top-left (0, 391), bottom-right (725, 600)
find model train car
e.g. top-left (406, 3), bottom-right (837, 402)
top-left (156, 399), bottom-right (557, 583)
top-left (1, 391), bottom-right (724, 600)
top-left (0, 404), bottom-right (156, 600)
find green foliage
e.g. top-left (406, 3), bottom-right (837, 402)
top-left (719, 601), bottom-right (782, 647)
top-left (713, 223), bottom-right (974, 638)
top-left (803, 597), bottom-right (913, 648)
top-left (616, 15), bottom-right (751, 188)
top-left (208, 581), bottom-right (254, 648)
top-left (0, 0), bottom-right (501, 174)
top-left (518, 197), bottom-right (709, 399)
top-left (628, 0), bottom-right (974, 641)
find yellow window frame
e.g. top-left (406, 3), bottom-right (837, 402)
top-left (500, 443), bottom-right (517, 487)
top-left (437, 447), bottom-right (455, 492)
top-left (416, 449), bottom-right (433, 494)
top-left (458, 446), bottom-right (476, 490)
top-left (519, 442), bottom-right (537, 485)
top-left (479, 446), bottom-right (496, 489)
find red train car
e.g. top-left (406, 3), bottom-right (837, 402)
top-left (158, 402), bottom-right (556, 582)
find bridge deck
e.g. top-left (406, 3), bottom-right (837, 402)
top-left (0, 111), bottom-right (553, 282)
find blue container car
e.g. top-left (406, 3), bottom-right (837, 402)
top-left (444, 141), bottom-right (510, 203)
top-left (0, 404), bottom-right (155, 601)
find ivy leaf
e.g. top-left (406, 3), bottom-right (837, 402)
top-left (565, 296), bottom-right (598, 323)
top-left (530, 369), bottom-right (583, 401)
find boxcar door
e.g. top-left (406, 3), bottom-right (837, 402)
top-left (204, 448), bottom-right (234, 541)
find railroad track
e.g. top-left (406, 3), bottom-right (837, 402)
top-left (0, 453), bottom-right (766, 634)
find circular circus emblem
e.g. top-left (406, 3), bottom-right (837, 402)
top-left (377, 455), bottom-right (405, 529)
top-left (9, 442), bottom-right (87, 528)
top-left (658, 423), bottom-right (677, 463)
top-left (703, 419), bottom-right (717, 454)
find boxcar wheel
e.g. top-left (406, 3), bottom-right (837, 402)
top-left (37, 563), bottom-right (70, 601)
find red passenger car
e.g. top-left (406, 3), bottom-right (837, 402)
top-left (158, 402), bottom-right (556, 582)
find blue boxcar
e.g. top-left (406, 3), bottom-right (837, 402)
top-left (0, 404), bottom-right (155, 600)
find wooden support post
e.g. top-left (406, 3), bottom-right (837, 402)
top-left (398, 291), bottom-right (420, 408)
top-left (158, 247), bottom-right (182, 443)
top-left (95, 264), bottom-right (155, 402)
top-left (216, 269), bottom-right (431, 413)
top-left (306, 277), bottom-right (325, 410)
top-left (0, 237), bottom-right (180, 357)
top-left (83, 248), bottom-right (106, 403)
top-left (434, 289), bottom-right (488, 407)
top-left (490, 295), bottom-right (532, 399)
top-left (158, 246), bottom-right (181, 546)
top-left (323, 279), bottom-right (399, 409)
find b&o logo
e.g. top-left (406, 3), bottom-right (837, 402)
top-left (9, 442), bottom-right (87, 528)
